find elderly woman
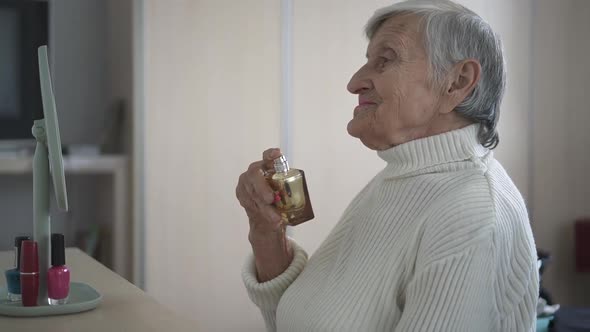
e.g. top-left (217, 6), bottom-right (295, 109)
top-left (235, 1), bottom-right (538, 331)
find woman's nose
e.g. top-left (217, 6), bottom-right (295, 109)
top-left (347, 66), bottom-right (372, 94)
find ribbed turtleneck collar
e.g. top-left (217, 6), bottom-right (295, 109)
top-left (376, 124), bottom-right (490, 178)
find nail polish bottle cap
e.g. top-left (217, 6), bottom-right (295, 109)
top-left (20, 240), bottom-right (39, 273)
top-left (14, 236), bottom-right (31, 269)
top-left (51, 233), bottom-right (66, 267)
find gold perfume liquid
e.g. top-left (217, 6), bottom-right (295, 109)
top-left (267, 155), bottom-right (314, 226)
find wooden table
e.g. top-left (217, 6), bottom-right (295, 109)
top-left (0, 248), bottom-right (198, 331)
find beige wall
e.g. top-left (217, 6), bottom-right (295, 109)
top-left (470, 0), bottom-right (533, 204)
top-left (290, 0), bottom-right (393, 253)
top-left (531, 0), bottom-right (590, 305)
top-left (142, 1), bottom-right (280, 330)
top-left (140, 0), bottom-right (590, 330)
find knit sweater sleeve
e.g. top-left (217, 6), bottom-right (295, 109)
top-left (242, 238), bottom-right (308, 331)
top-left (394, 239), bottom-right (496, 332)
top-left (394, 182), bottom-right (499, 332)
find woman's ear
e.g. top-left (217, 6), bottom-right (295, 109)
top-left (441, 59), bottom-right (481, 113)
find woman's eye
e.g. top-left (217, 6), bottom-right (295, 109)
top-left (378, 57), bottom-right (392, 68)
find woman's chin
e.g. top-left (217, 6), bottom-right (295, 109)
top-left (346, 123), bottom-right (377, 150)
top-left (347, 116), bottom-right (369, 137)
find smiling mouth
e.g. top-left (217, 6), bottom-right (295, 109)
top-left (353, 103), bottom-right (377, 117)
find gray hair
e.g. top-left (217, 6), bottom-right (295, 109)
top-left (366, 0), bottom-right (505, 148)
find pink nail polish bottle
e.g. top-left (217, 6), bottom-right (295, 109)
top-left (48, 233), bottom-right (70, 305)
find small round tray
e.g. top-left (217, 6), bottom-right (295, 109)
top-left (0, 282), bottom-right (102, 317)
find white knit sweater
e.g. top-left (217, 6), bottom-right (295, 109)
top-left (242, 125), bottom-right (539, 332)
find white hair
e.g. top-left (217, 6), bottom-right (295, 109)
top-left (366, 0), bottom-right (505, 148)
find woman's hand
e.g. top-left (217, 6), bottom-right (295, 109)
top-left (236, 148), bottom-right (283, 235)
top-left (236, 148), bottom-right (294, 282)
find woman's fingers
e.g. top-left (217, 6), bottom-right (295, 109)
top-left (262, 148), bottom-right (282, 171)
top-left (262, 148), bottom-right (281, 161)
top-left (237, 158), bottom-right (280, 215)
top-left (235, 149), bottom-right (286, 234)
top-left (247, 161), bottom-right (275, 204)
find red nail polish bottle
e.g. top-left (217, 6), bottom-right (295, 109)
top-left (20, 240), bottom-right (39, 307)
top-left (48, 233), bottom-right (70, 305)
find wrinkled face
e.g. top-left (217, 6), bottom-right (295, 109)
top-left (347, 15), bottom-right (446, 150)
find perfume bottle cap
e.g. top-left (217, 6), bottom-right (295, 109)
top-left (273, 155), bottom-right (290, 173)
top-left (51, 233), bottom-right (66, 267)
top-left (14, 236), bottom-right (31, 269)
top-left (20, 240), bottom-right (39, 273)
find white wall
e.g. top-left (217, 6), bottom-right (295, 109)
top-left (471, 0), bottom-right (533, 204)
top-left (290, 0), bottom-right (392, 254)
top-left (142, 1), bottom-right (281, 330)
top-left (531, 0), bottom-right (590, 305)
top-left (141, 1), bottom-right (537, 330)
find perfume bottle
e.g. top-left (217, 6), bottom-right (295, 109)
top-left (4, 236), bottom-right (30, 302)
top-left (267, 155), bottom-right (314, 226)
top-left (48, 233), bottom-right (70, 305)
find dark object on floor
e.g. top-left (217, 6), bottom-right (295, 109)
top-left (549, 307), bottom-right (590, 332)
top-left (575, 218), bottom-right (590, 273)
top-left (538, 248), bottom-right (554, 305)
